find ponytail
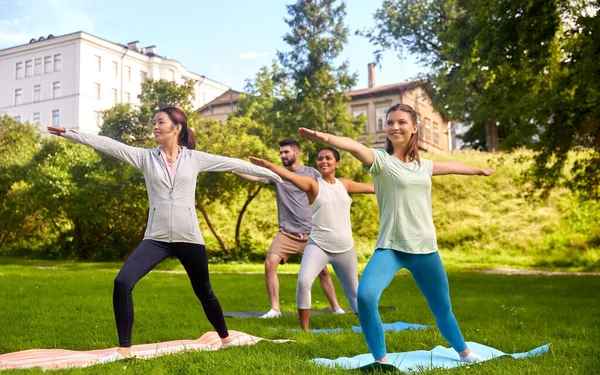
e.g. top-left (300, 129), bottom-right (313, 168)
top-left (157, 106), bottom-right (196, 150)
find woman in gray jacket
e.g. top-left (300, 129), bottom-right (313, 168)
top-left (47, 106), bottom-right (281, 363)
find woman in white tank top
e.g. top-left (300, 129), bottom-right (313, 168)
top-left (250, 147), bottom-right (374, 331)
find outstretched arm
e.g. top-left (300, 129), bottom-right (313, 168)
top-left (249, 156), bottom-right (319, 203)
top-left (193, 151), bottom-right (283, 184)
top-left (298, 127), bottom-right (375, 167)
top-left (338, 178), bottom-right (375, 194)
top-left (231, 170), bottom-right (269, 185)
top-left (47, 126), bottom-right (145, 170)
top-left (432, 162), bottom-right (495, 176)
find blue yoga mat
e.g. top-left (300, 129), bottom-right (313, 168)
top-left (281, 321), bottom-right (430, 334)
top-left (312, 341), bottom-right (550, 371)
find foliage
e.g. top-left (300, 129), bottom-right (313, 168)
top-left (236, 0), bottom-right (362, 163)
top-left (362, 0), bottom-right (600, 198)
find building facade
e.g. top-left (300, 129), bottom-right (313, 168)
top-left (0, 32), bottom-right (229, 133)
top-left (197, 89), bottom-right (241, 122)
top-left (347, 64), bottom-right (453, 153)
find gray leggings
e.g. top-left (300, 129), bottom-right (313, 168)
top-left (296, 241), bottom-right (358, 312)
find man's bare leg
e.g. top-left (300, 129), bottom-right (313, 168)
top-left (261, 253), bottom-right (284, 318)
top-left (318, 266), bottom-right (341, 311)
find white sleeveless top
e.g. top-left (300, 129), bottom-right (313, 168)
top-left (309, 178), bottom-right (354, 253)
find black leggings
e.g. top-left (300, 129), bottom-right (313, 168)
top-left (113, 239), bottom-right (228, 347)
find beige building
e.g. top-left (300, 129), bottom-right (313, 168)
top-left (198, 64), bottom-right (454, 153)
top-left (348, 64), bottom-right (453, 153)
top-left (197, 89), bottom-right (240, 122)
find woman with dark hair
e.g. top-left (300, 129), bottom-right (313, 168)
top-left (249, 147), bottom-right (374, 331)
top-left (47, 106), bottom-right (282, 363)
top-left (298, 103), bottom-right (494, 364)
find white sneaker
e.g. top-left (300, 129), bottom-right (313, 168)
top-left (332, 308), bottom-right (347, 314)
top-left (460, 352), bottom-right (484, 363)
top-left (259, 309), bottom-right (282, 318)
top-left (97, 351), bottom-right (124, 364)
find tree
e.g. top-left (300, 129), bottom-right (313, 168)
top-left (363, 0), bottom-right (599, 198)
top-left (194, 117), bottom-right (279, 255)
top-left (276, 0), bottom-right (362, 162)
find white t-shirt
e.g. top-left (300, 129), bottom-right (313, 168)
top-left (309, 178), bottom-right (354, 253)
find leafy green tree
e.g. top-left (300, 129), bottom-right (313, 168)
top-left (363, 0), bottom-right (599, 198)
top-left (0, 116), bottom-right (42, 250)
top-left (277, 0), bottom-right (362, 161)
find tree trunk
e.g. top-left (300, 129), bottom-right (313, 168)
top-left (235, 185), bottom-right (263, 249)
top-left (195, 191), bottom-right (230, 254)
top-left (485, 119), bottom-right (499, 151)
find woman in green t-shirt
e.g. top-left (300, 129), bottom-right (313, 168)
top-left (298, 103), bottom-right (494, 365)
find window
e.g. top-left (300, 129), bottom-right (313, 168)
top-left (14, 89), bottom-right (22, 105)
top-left (416, 114), bottom-right (422, 139)
top-left (111, 88), bottom-right (118, 105)
top-left (353, 107), bottom-right (368, 133)
top-left (376, 107), bottom-right (388, 131)
top-left (34, 58), bottom-right (42, 75)
top-left (425, 119), bottom-right (431, 141)
top-left (25, 60), bottom-right (33, 77)
top-left (433, 122), bottom-right (439, 145)
top-left (112, 61), bottom-right (118, 77)
top-left (52, 110), bottom-right (60, 126)
top-left (93, 111), bottom-right (102, 128)
top-left (124, 92), bottom-right (131, 103)
top-left (125, 66), bottom-right (131, 81)
top-left (44, 56), bottom-right (52, 73)
top-left (16, 62), bottom-right (23, 79)
top-left (169, 69), bottom-right (175, 81)
top-left (94, 83), bottom-right (101, 99)
top-left (95, 55), bottom-right (101, 72)
top-left (53, 54), bottom-right (61, 72)
top-left (140, 70), bottom-right (148, 81)
top-left (14, 116), bottom-right (21, 123)
top-left (34, 85), bottom-right (41, 102)
top-left (32, 112), bottom-right (40, 123)
top-left (53, 81), bottom-right (61, 98)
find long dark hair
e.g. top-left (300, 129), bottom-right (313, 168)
top-left (385, 103), bottom-right (420, 164)
top-left (157, 106), bottom-right (196, 150)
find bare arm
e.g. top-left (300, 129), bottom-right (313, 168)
top-left (231, 170), bottom-right (269, 184)
top-left (298, 127), bottom-right (375, 167)
top-left (248, 156), bottom-right (319, 203)
top-left (432, 161), bottom-right (495, 176)
top-left (339, 178), bottom-right (375, 194)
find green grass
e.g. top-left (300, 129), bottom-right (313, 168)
top-left (0, 261), bottom-right (599, 374)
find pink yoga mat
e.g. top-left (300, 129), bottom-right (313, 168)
top-left (0, 330), bottom-right (289, 370)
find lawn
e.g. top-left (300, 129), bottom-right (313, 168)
top-left (0, 261), bottom-right (598, 374)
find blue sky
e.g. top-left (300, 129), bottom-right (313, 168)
top-left (0, 0), bottom-right (428, 91)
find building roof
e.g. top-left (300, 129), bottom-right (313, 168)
top-left (197, 89), bottom-right (242, 112)
top-left (346, 80), bottom-right (424, 98)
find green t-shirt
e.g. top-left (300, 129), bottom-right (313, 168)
top-left (364, 148), bottom-right (438, 254)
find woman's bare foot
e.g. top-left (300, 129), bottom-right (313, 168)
top-left (116, 347), bottom-right (132, 357)
top-left (376, 355), bottom-right (388, 364)
top-left (220, 336), bottom-right (232, 345)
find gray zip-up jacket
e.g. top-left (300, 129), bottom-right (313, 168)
top-left (63, 130), bottom-right (281, 245)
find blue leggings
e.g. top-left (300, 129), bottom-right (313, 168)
top-left (357, 249), bottom-right (467, 360)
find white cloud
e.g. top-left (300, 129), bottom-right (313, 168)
top-left (0, 0), bottom-right (93, 49)
top-left (236, 50), bottom-right (270, 59)
top-left (0, 32), bottom-right (29, 45)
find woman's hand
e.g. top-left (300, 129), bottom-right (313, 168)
top-left (47, 126), bottom-right (66, 136)
top-left (248, 156), bottom-right (272, 168)
top-left (298, 127), bottom-right (329, 143)
top-left (479, 168), bottom-right (495, 176)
